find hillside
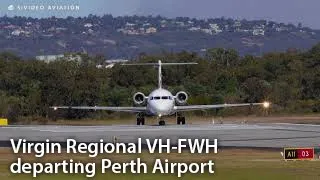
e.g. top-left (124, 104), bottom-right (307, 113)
top-left (0, 15), bottom-right (320, 58)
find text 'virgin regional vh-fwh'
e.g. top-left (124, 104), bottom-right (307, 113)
top-left (52, 60), bottom-right (270, 126)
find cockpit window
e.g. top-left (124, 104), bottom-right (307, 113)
top-left (151, 96), bottom-right (172, 100)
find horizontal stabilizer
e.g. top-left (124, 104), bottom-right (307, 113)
top-left (121, 60), bottom-right (197, 89)
top-left (121, 62), bottom-right (198, 66)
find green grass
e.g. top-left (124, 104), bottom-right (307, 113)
top-left (0, 149), bottom-right (319, 180)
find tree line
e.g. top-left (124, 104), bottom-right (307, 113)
top-left (0, 44), bottom-right (319, 123)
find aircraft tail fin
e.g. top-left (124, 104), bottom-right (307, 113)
top-left (122, 60), bottom-right (197, 89)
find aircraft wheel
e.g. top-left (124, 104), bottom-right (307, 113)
top-left (159, 120), bottom-right (165, 126)
top-left (181, 117), bottom-right (186, 125)
top-left (137, 117), bottom-right (145, 125)
top-left (177, 117), bottom-right (182, 124)
top-left (177, 117), bottom-right (186, 125)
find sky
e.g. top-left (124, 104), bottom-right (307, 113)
top-left (0, 0), bottom-right (319, 29)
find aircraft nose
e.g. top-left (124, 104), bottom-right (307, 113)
top-left (152, 102), bottom-right (172, 115)
top-left (159, 107), bottom-right (170, 112)
top-left (156, 106), bottom-right (169, 112)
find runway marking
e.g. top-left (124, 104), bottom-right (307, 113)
top-left (222, 135), bottom-right (320, 141)
top-left (271, 128), bottom-right (320, 133)
top-left (274, 123), bottom-right (320, 127)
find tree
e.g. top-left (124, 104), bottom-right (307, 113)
top-left (240, 77), bottom-right (271, 103)
top-left (206, 48), bottom-right (239, 67)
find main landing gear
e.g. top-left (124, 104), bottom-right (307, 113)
top-left (176, 113), bottom-right (186, 125)
top-left (138, 113), bottom-right (185, 126)
top-left (157, 113), bottom-right (186, 126)
top-left (136, 113), bottom-right (145, 125)
top-left (158, 119), bottom-right (165, 126)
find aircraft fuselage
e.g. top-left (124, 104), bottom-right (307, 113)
top-left (146, 88), bottom-right (175, 117)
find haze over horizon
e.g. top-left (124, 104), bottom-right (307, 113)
top-left (0, 0), bottom-right (320, 29)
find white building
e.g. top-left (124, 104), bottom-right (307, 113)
top-left (36, 54), bottom-right (82, 63)
top-left (188, 21), bottom-right (194, 24)
top-left (105, 64), bottom-right (115, 69)
top-left (11, 29), bottom-right (31, 36)
top-left (84, 23), bottom-right (93, 28)
top-left (176, 21), bottom-right (185, 26)
top-left (209, 23), bottom-right (219, 29)
top-left (125, 22), bottom-right (136, 27)
top-left (143, 23), bottom-right (151, 27)
top-left (276, 26), bottom-right (289, 32)
top-left (146, 27), bottom-right (157, 34)
top-left (209, 23), bottom-right (223, 34)
top-left (201, 29), bottom-right (213, 35)
top-left (11, 29), bottom-right (23, 36)
top-left (234, 20), bottom-right (242, 27)
top-left (96, 64), bottom-right (116, 69)
top-left (188, 27), bottom-right (201, 31)
top-left (160, 20), bottom-right (167, 24)
top-left (36, 54), bottom-right (64, 63)
top-left (105, 59), bottom-right (129, 64)
top-left (253, 29), bottom-right (265, 36)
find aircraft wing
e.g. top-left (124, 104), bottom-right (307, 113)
top-left (51, 106), bottom-right (147, 113)
top-left (174, 102), bottom-right (270, 112)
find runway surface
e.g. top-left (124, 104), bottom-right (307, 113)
top-left (1, 123), bottom-right (320, 148)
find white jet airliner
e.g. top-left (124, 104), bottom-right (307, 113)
top-left (52, 60), bottom-right (270, 125)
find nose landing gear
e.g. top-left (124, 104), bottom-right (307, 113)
top-left (158, 115), bottom-right (166, 126)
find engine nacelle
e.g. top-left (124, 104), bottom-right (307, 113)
top-left (175, 91), bottom-right (188, 105)
top-left (133, 92), bottom-right (146, 105)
